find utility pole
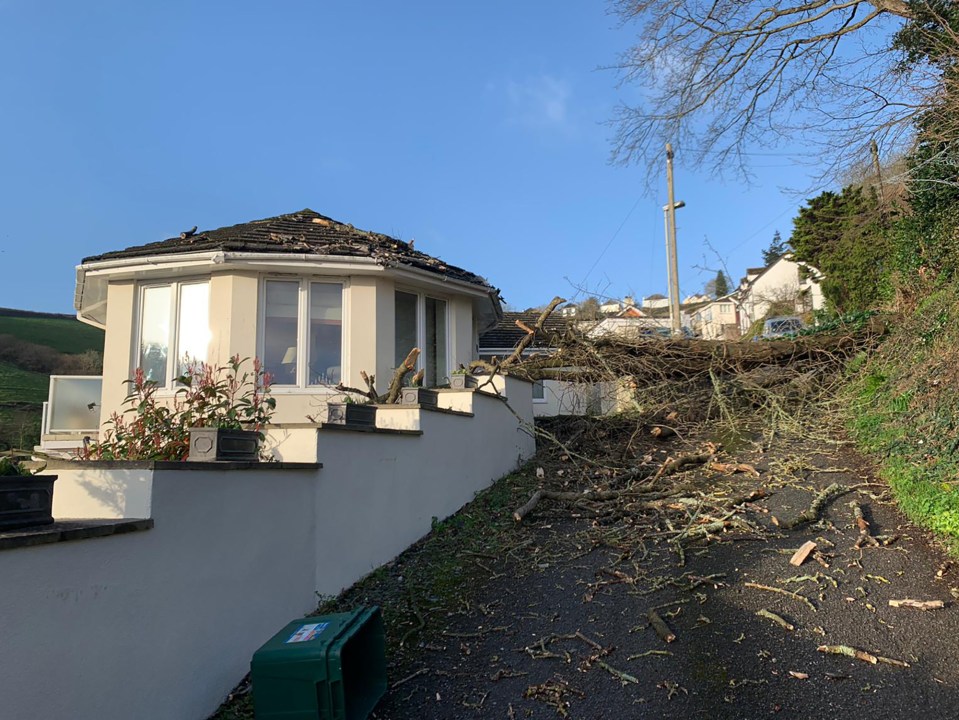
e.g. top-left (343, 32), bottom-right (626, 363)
top-left (665, 143), bottom-right (682, 337)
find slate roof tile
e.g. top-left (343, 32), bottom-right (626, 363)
top-left (82, 208), bottom-right (495, 290)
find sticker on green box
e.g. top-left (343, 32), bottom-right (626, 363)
top-left (285, 622), bottom-right (328, 643)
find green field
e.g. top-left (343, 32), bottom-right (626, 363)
top-left (0, 314), bottom-right (103, 354)
top-left (0, 361), bottom-right (49, 405)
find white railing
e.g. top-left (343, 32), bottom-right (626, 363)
top-left (43, 376), bottom-right (102, 434)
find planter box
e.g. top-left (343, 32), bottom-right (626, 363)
top-left (0, 475), bottom-right (57, 531)
top-left (326, 403), bottom-right (377, 428)
top-left (188, 428), bottom-right (260, 462)
top-left (449, 373), bottom-right (478, 390)
top-left (399, 387), bottom-right (439, 408)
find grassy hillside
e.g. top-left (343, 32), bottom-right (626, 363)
top-left (0, 308), bottom-right (102, 450)
top-left (0, 310), bottom-right (103, 354)
top-left (0, 361), bottom-right (49, 404)
top-left (849, 283), bottom-right (959, 552)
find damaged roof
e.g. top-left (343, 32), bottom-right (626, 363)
top-left (82, 208), bottom-right (496, 290)
top-left (478, 311), bottom-right (572, 350)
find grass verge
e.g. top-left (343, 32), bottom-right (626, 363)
top-left (848, 283), bottom-right (959, 553)
top-left (211, 462), bottom-right (539, 719)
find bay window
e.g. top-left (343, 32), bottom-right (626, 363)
top-left (262, 279), bottom-right (343, 387)
top-left (136, 280), bottom-right (210, 386)
top-left (394, 290), bottom-right (448, 386)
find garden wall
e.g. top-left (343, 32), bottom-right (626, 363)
top-left (0, 381), bottom-right (535, 720)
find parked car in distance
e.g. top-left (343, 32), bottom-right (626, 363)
top-left (761, 316), bottom-right (804, 338)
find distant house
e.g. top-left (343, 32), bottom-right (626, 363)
top-left (736, 254), bottom-right (824, 333)
top-left (64, 209), bottom-right (502, 437)
top-left (689, 296), bottom-right (742, 340)
top-left (642, 293), bottom-right (669, 310)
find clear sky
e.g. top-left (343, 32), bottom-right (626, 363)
top-left (0, 1), bottom-right (829, 314)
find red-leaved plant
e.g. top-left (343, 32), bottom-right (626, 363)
top-left (77, 356), bottom-right (275, 461)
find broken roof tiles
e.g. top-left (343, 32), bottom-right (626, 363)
top-left (82, 208), bottom-right (494, 290)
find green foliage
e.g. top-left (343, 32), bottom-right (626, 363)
top-left (761, 230), bottom-right (789, 267)
top-left (0, 314), bottom-right (103, 355)
top-left (847, 282), bottom-right (959, 552)
top-left (796, 309), bottom-right (878, 338)
top-left (790, 186), bottom-right (893, 313)
top-left (0, 455), bottom-right (31, 476)
top-left (79, 356), bottom-right (275, 461)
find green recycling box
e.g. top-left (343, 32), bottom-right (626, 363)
top-left (251, 606), bottom-right (387, 720)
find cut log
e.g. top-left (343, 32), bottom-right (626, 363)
top-left (790, 541), bottom-right (818, 567)
top-left (888, 599), bottom-right (945, 610)
top-left (648, 609), bottom-right (676, 643)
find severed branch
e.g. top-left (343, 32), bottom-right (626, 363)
top-left (778, 483), bottom-right (850, 529)
top-left (500, 296), bottom-right (566, 370)
top-left (648, 609), bottom-right (677, 643)
top-left (385, 348), bottom-right (421, 404)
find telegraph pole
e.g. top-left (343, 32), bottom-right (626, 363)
top-left (665, 143), bottom-right (682, 337)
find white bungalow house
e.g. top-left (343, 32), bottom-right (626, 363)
top-left (736, 253), bottom-right (824, 333)
top-left (689, 296), bottom-right (742, 340)
top-left (47, 209), bottom-right (502, 446)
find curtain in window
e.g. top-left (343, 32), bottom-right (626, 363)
top-left (395, 291), bottom-right (418, 370)
top-left (425, 297), bottom-right (447, 387)
top-left (309, 283), bottom-right (343, 385)
top-left (264, 281), bottom-right (299, 385)
top-left (139, 286), bottom-right (172, 383)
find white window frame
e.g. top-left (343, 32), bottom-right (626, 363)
top-left (133, 278), bottom-right (210, 389)
top-left (394, 287), bottom-right (451, 385)
top-left (532, 379), bottom-right (547, 403)
top-left (257, 276), bottom-right (348, 392)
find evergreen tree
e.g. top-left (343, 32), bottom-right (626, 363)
top-left (761, 230), bottom-right (789, 266)
top-left (714, 270), bottom-right (730, 298)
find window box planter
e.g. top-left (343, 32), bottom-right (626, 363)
top-left (0, 475), bottom-right (57, 531)
top-left (188, 427), bottom-right (260, 462)
top-left (449, 373), bottom-right (478, 390)
top-left (399, 387), bottom-right (439, 408)
top-left (326, 403), bottom-right (377, 428)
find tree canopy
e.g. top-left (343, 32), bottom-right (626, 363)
top-left (762, 231), bottom-right (790, 267)
top-left (790, 185), bottom-right (892, 311)
top-left (610, 0), bottom-right (958, 181)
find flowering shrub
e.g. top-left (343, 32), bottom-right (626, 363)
top-left (77, 356), bottom-right (275, 461)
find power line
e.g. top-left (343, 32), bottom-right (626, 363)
top-left (575, 195), bottom-right (644, 299)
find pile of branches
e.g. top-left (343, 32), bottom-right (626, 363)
top-left (506, 301), bottom-right (885, 422)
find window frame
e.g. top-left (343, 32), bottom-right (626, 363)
top-left (257, 276), bottom-right (348, 391)
top-left (532, 379), bottom-right (547, 403)
top-left (394, 286), bottom-right (451, 386)
top-left (133, 278), bottom-right (211, 390)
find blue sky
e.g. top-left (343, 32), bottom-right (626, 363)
top-left (0, 1), bottom-right (827, 314)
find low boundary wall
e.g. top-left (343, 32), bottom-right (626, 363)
top-left (0, 380), bottom-right (535, 720)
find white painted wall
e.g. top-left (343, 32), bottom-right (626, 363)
top-left (0, 466), bottom-right (318, 720)
top-left (7, 380), bottom-right (536, 720)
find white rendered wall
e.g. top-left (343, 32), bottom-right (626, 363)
top-left (0, 467), bottom-right (318, 720)
top-left (312, 381), bottom-right (535, 595)
top-left (6, 379), bottom-right (536, 720)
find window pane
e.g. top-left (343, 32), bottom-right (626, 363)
top-left (532, 380), bottom-right (545, 400)
top-left (309, 283), bottom-right (343, 385)
top-left (264, 281), bottom-right (299, 385)
top-left (177, 282), bottom-right (210, 376)
top-left (139, 285), bottom-right (171, 384)
top-left (395, 291), bottom-right (418, 370)
top-left (425, 297), bottom-right (447, 387)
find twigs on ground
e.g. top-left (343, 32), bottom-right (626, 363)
top-left (744, 582), bottom-right (817, 611)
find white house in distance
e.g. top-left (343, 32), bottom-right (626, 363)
top-left (689, 296), bottom-right (741, 340)
top-left (736, 253), bottom-right (825, 333)
top-left (63, 209), bottom-right (502, 437)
